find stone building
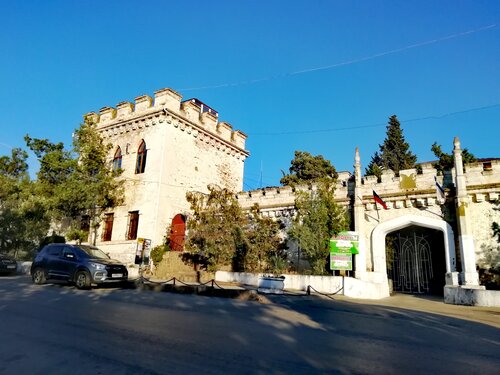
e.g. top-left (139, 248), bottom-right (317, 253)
top-left (234, 140), bottom-right (500, 305)
top-left (85, 88), bottom-right (499, 304)
top-left (86, 88), bottom-right (249, 265)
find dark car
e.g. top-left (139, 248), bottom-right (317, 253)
top-left (31, 243), bottom-right (128, 289)
top-left (0, 254), bottom-right (17, 275)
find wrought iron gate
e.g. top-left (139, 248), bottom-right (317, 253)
top-left (387, 232), bottom-right (433, 294)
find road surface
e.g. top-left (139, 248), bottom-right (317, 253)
top-left (0, 275), bottom-right (499, 374)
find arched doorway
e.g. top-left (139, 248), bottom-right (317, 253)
top-left (386, 226), bottom-right (446, 295)
top-left (169, 214), bottom-right (186, 252)
top-left (371, 215), bottom-right (457, 293)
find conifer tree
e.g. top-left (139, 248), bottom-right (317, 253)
top-left (431, 142), bottom-right (476, 174)
top-left (365, 115), bottom-right (417, 179)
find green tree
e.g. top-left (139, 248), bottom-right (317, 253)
top-left (242, 204), bottom-right (284, 272)
top-left (289, 180), bottom-right (349, 275)
top-left (280, 151), bottom-right (336, 186)
top-left (365, 115), bottom-right (417, 179)
top-left (25, 117), bottom-right (124, 243)
top-left (0, 148), bottom-right (50, 258)
top-left (185, 185), bottom-right (246, 271)
top-left (431, 142), bottom-right (476, 174)
top-left (185, 186), bottom-right (284, 273)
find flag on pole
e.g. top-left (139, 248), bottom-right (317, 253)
top-left (373, 190), bottom-right (388, 209)
top-left (435, 176), bottom-right (445, 204)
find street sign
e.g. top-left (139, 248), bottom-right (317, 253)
top-left (329, 231), bottom-right (359, 271)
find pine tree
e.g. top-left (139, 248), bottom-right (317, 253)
top-left (365, 115), bottom-right (417, 179)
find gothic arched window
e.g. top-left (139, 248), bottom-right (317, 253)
top-left (113, 146), bottom-right (122, 172)
top-left (135, 140), bottom-right (147, 174)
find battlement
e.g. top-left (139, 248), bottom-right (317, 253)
top-left (237, 172), bottom-right (353, 212)
top-left (358, 158), bottom-right (500, 210)
top-left (85, 87), bottom-right (248, 154)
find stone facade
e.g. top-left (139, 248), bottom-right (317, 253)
top-left (237, 141), bottom-right (500, 302)
top-left (87, 88), bottom-right (249, 265)
top-left (84, 88), bottom-right (498, 304)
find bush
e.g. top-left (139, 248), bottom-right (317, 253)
top-left (150, 245), bottom-right (167, 266)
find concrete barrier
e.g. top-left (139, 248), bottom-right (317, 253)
top-left (444, 286), bottom-right (500, 307)
top-left (215, 271), bottom-right (390, 299)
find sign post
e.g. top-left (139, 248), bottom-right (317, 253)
top-left (329, 231), bottom-right (359, 272)
top-left (135, 238), bottom-right (152, 265)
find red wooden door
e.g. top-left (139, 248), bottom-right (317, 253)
top-left (169, 214), bottom-right (186, 251)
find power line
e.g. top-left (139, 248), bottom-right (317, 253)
top-left (179, 23), bottom-right (498, 92)
top-left (249, 103), bottom-right (500, 136)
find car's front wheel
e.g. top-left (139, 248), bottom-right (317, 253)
top-left (32, 268), bottom-right (46, 285)
top-left (75, 270), bottom-right (91, 290)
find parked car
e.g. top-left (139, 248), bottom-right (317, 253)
top-left (0, 254), bottom-right (17, 275)
top-left (31, 243), bottom-right (128, 289)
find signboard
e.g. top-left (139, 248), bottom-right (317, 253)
top-left (329, 231), bottom-right (359, 271)
top-left (135, 238), bottom-right (152, 265)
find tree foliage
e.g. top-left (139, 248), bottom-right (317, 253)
top-left (185, 185), bottom-right (284, 273)
top-left (25, 117), bottom-right (124, 243)
top-left (280, 151), bottom-right (337, 186)
top-left (289, 180), bottom-right (349, 275)
top-left (0, 148), bottom-right (50, 258)
top-left (431, 142), bottom-right (476, 174)
top-left (365, 115), bottom-right (417, 179)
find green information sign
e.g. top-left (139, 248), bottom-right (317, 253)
top-left (329, 231), bottom-right (359, 271)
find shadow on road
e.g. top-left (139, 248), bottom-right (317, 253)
top-left (1, 275), bottom-right (499, 374)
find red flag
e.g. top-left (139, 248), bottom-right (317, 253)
top-left (373, 190), bottom-right (388, 209)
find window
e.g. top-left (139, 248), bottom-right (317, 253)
top-left (113, 147), bottom-right (122, 171)
top-left (135, 140), bottom-right (147, 174)
top-left (102, 213), bottom-right (114, 242)
top-left (127, 211), bottom-right (139, 240)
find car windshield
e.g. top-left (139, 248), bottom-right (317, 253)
top-left (78, 245), bottom-right (110, 260)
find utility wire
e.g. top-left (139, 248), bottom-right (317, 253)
top-left (249, 103), bottom-right (500, 136)
top-left (179, 23), bottom-right (498, 92)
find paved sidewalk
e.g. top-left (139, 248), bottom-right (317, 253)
top-left (333, 293), bottom-right (500, 328)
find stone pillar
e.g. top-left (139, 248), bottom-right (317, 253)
top-left (453, 137), bottom-right (480, 286)
top-left (353, 147), bottom-right (367, 279)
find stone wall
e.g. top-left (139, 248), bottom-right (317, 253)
top-left (87, 88), bottom-right (249, 264)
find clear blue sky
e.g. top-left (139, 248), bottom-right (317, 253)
top-left (1, 1), bottom-right (499, 190)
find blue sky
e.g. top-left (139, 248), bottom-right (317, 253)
top-left (1, 1), bottom-right (499, 190)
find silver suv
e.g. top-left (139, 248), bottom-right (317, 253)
top-left (31, 243), bottom-right (128, 289)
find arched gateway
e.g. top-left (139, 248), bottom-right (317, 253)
top-left (371, 215), bottom-right (456, 293)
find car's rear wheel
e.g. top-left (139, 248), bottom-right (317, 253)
top-left (32, 268), bottom-right (46, 285)
top-left (75, 271), bottom-right (91, 290)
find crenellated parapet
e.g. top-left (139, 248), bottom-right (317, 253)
top-left (85, 87), bottom-right (249, 159)
top-left (358, 159), bottom-right (500, 211)
top-left (237, 172), bottom-right (353, 217)
top-left (238, 157), bottom-right (500, 218)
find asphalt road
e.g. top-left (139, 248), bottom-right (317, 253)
top-left (0, 275), bottom-right (499, 375)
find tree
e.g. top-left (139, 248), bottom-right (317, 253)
top-left (365, 115), bottom-right (417, 179)
top-left (241, 204), bottom-right (284, 272)
top-left (25, 117), bottom-right (124, 243)
top-left (0, 148), bottom-right (50, 258)
top-left (185, 185), bottom-right (284, 273)
top-left (280, 151), bottom-right (336, 186)
top-left (431, 142), bottom-right (476, 174)
top-left (289, 180), bottom-right (349, 275)
top-left (185, 186), bottom-right (247, 271)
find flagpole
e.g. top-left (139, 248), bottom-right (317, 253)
top-left (375, 196), bottom-right (380, 222)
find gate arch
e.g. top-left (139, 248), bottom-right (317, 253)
top-left (371, 215), bottom-right (456, 278)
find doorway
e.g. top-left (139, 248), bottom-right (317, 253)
top-left (386, 226), bottom-right (446, 295)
